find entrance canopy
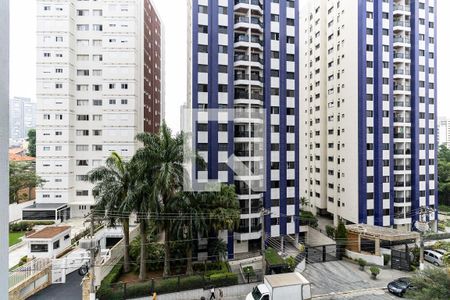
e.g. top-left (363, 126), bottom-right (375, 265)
top-left (346, 224), bottom-right (420, 255)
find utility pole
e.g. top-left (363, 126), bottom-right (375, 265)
top-left (89, 211), bottom-right (96, 299)
top-left (261, 208), bottom-right (269, 276)
top-left (416, 206), bottom-right (435, 270)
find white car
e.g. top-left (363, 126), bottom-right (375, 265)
top-left (424, 249), bottom-right (444, 266)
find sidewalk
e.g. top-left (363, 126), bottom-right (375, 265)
top-left (129, 283), bottom-right (255, 300)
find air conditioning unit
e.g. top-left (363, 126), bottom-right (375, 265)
top-left (78, 238), bottom-right (95, 250)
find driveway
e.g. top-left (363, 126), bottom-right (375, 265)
top-left (29, 271), bottom-right (83, 300)
top-left (302, 260), bottom-right (410, 298)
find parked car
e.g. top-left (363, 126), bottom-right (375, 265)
top-left (387, 277), bottom-right (414, 297)
top-left (424, 249), bottom-right (444, 266)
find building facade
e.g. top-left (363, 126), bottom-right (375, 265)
top-left (35, 0), bottom-right (162, 218)
top-left (9, 97), bottom-right (36, 143)
top-left (188, 0), bottom-right (300, 256)
top-left (439, 117), bottom-right (450, 148)
top-left (300, 0), bottom-right (437, 231)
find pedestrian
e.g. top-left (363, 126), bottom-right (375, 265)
top-left (218, 288), bottom-right (223, 300)
top-left (209, 287), bottom-right (216, 300)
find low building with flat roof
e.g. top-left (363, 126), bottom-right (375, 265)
top-left (24, 226), bottom-right (71, 259)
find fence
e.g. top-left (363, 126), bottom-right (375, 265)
top-left (94, 225), bottom-right (140, 286)
top-left (9, 258), bottom-right (51, 289)
top-left (98, 272), bottom-right (239, 300)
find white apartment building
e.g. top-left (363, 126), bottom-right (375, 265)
top-left (300, 0), bottom-right (437, 231)
top-left (9, 97), bottom-right (36, 143)
top-left (33, 0), bottom-right (162, 219)
top-left (188, 0), bottom-right (301, 257)
top-left (439, 117), bottom-right (450, 148)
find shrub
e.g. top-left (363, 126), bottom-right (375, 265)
top-left (299, 211), bottom-right (318, 228)
top-left (358, 258), bottom-right (367, 267)
top-left (370, 266), bottom-right (380, 277)
top-left (383, 254), bottom-right (391, 266)
top-left (325, 225), bottom-right (336, 238)
top-left (208, 272), bottom-right (238, 287)
top-left (9, 221), bottom-right (55, 232)
top-left (97, 262), bottom-right (124, 299)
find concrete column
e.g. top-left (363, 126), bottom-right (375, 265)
top-left (375, 238), bottom-right (381, 256)
top-left (0, 1), bottom-right (9, 299)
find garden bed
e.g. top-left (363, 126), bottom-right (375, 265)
top-left (97, 261), bottom-right (237, 300)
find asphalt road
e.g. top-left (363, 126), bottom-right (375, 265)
top-left (29, 271), bottom-right (83, 300)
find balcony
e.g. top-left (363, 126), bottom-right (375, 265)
top-left (235, 73), bottom-right (249, 81)
top-left (393, 36), bottom-right (411, 44)
top-left (393, 4), bottom-right (410, 12)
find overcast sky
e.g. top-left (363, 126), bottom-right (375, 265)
top-left (10, 0), bottom-right (450, 133)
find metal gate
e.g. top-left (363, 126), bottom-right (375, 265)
top-left (391, 249), bottom-right (411, 271)
top-left (305, 244), bottom-right (337, 264)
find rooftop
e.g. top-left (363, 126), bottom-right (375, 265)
top-left (26, 226), bottom-right (71, 239)
top-left (346, 224), bottom-right (420, 241)
top-left (23, 203), bottom-right (67, 210)
top-left (265, 272), bottom-right (309, 288)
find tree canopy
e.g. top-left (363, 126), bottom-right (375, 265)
top-left (27, 129), bottom-right (36, 157)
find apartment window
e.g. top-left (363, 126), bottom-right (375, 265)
top-left (76, 160), bottom-right (88, 166)
top-left (56, 36), bottom-right (63, 42)
top-left (198, 5), bottom-right (207, 13)
top-left (44, 6), bottom-right (50, 11)
top-left (77, 55), bottom-right (89, 61)
top-left (93, 55), bottom-right (103, 61)
top-left (93, 115), bottom-right (102, 121)
top-left (77, 9), bottom-right (88, 16)
top-left (55, 68), bottom-right (63, 73)
top-left (92, 130), bottom-right (102, 136)
top-left (76, 145), bottom-right (89, 151)
top-left (109, 99), bottom-right (116, 105)
top-left (77, 115), bottom-right (89, 121)
top-left (92, 145), bottom-right (103, 151)
top-left (55, 83), bottom-right (62, 89)
top-left (92, 9), bottom-right (102, 16)
top-left (76, 175), bottom-right (89, 181)
top-left (93, 40), bottom-right (102, 47)
top-left (77, 24), bottom-right (89, 31)
top-left (92, 24), bottom-right (103, 31)
top-left (77, 70), bottom-right (89, 76)
top-left (43, 114), bottom-right (50, 120)
top-left (76, 190), bottom-right (89, 196)
top-left (76, 130), bottom-right (89, 136)
top-left (218, 6), bottom-right (227, 15)
top-left (121, 83), bottom-right (128, 89)
top-left (55, 131), bottom-right (62, 136)
top-left (92, 69), bottom-right (102, 76)
top-left (93, 85), bottom-right (102, 91)
top-left (121, 99), bottom-right (128, 105)
top-left (93, 99), bottom-right (102, 106)
top-left (77, 99), bottom-right (89, 106)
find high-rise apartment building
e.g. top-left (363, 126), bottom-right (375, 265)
top-left (9, 97), bottom-right (36, 142)
top-left (439, 117), bottom-right (450, 148)
top-left (188, 0), bottom-right (300, 257)
top-left (30, 0), bottom-right (163, 220)
top-left (300, 0), bottom-right (437, 231)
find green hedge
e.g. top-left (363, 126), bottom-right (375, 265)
top-left (208, 272), bottom-right (238, 287)
top-left (9, 221), bottom-right (55, 232)
top-left (96, 263), bottom-right (124, 299)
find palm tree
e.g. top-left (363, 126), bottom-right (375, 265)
top-left (121, 178), bottom-right (158, 280)
top-left (88, 152), bottom-right (132, 273)
top-left (134, 123), bottom-right (185, 277)
top-left (170, 191), bottom-right (208, 275)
